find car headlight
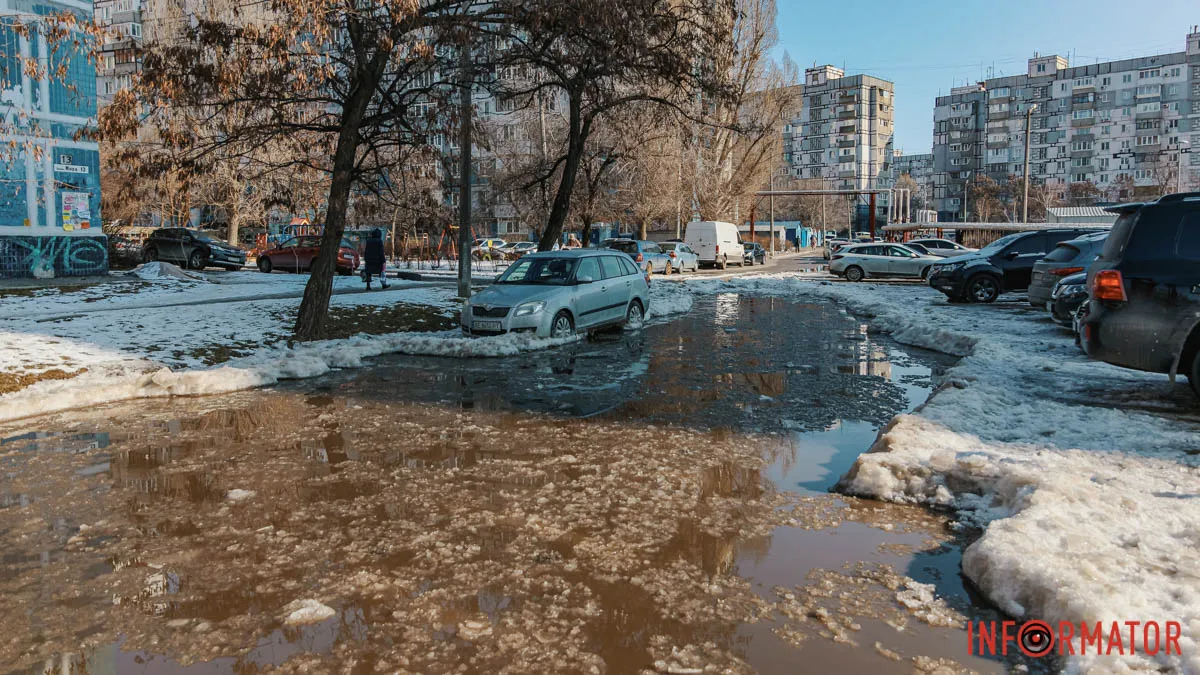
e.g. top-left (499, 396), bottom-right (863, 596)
top-left (1053, 284), bottom-right (1085, 299)
top-left (936, 262), bottom-right (965, 273)
top-left (513, 301), bottom-right (546, 317)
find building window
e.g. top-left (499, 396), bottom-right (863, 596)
top-left (1100, 141), bottom-right (1110, 150)
top-left (1136, 135), bottom-right (1160, 146)
top-left (1139, 69), bottom-right (1160, 79)
top-left (1072, 109), bottom-right (1094, 120)
top-left (1071, 141), bottom-right (1094, 151)
top-left (1136, 102), bottom-right (1159, 114)
top-left (1122, 74), bottom-right (1133, 83)
top-left (1101, 77), bottom-right (1111, 86)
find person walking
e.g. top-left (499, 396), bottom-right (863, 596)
top-left (363, 229), bottom-right (389, 290)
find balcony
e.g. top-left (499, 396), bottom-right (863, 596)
top-left (838, 92), bottom-right (859, 104)
top-left (1072, 80), bottom-right (1095, 92)
top-left (989, 110), bottom-right (1010, 121)
top-left (838, 166), bottom-right (856, 178)
top-left (1136, 107), bottom-right (1163, 120)
top-left (1072, 132), bottom-right (1095, 142)
top-left (837, 138), bottom-right (855, 148)
top-left (837, 109), bottom-right (856, 120)
top-left (1071, 117), bottom-right (1096, 127)
top-left (838, 124), bottom-right (856, 134)
top-left (1070, 148), bottom-right (1095, 159)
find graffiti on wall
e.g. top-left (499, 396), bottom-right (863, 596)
top-left (0, 235), bottom-right (108, 279)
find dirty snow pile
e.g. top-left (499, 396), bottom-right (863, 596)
top-left (680, 273), bottom-right (1200, 674)
top-left (130, 261), bottom-right (205, 282)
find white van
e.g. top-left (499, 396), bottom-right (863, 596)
top-left (684, 221), bottom-right (742, 269)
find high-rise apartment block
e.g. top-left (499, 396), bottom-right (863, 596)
top-left (892, 151), bottom-right (934, 204)
top-left (95, 0), bottom-right (144, 105)
top-left (786, 66), bottom-right (895, 208)
top-left (932, 29), bottom-right (1200, 221)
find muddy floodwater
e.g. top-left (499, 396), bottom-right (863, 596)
top-left (2, 295), bottom-right (1032, 674)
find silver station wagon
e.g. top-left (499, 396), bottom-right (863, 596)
top-left (461, 250), bottom-right (651, 338)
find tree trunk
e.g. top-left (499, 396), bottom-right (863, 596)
top-left (294, 81), bottom-right (374, 340)
top-left (580, 214), bottom-right (592, 249)
top-left (538, 96), bottom-right (585, 251)
top-left (228, 212), bottom-right (240, 247)
top-left (638, 216), bottom-right (648, 240)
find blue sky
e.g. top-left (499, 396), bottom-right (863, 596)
top-left (774, 0), bottom-right (1198, 154)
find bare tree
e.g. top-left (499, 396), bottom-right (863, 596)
top-left (101, 0), bottom-right (477, 339)
top-left (1064, 180), bottom-right (1102, 207)
top-left (491, 0), bottom-right (732, 251)
top-left (685, 0), bottom-right (797, 222)
top-left (967, 175), bottom-right (1003, 222)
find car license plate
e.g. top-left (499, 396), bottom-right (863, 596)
top-left (474, 320), bottom-right (502, 331)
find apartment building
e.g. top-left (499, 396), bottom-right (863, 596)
top-left (787, 66), bottom-right (896, 210)
top-left (95, 0), bottom-right (144, 104)
top-left (932, 28), bottom-right (1200, 221)
top-left (0, 0), bottom-right (104, 278)
top-left (892, 151), bottom-right (934, 205)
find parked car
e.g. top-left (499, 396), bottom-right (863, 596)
top-left (1079, 193), bottom-right (1200, 396)
top-left (602, 239), bottom-right (671, 274)
top-left (743, 242), bottom-right (766, 265)
top-left (903, 242), bottom-right (932, 255)
top-left (684, 221), bottom-right (742, 269)
top-left (824, 239), bottom-right (849, 260)
top-left (828, 243), bottom-right (940, 282)
top-left (461, 250), bottom-right (650, 338)
top-left (504, 241), bottom-right (539, 259)
top-left (472, 238), bottom-right (508, 258)
top-left (257, 235), bottom-right (359, 275)
top-left (1049, 272), bottom-right (1089, 328)
top-left (909, 238), bottom-right (975, 258)
top-left (659, 241), bottom-right (700, 273)
top-left (1028, 232), bottom-right (1108, 308)
top-left (143, 228), bottom-right (248, 271)
top-left (927, 228), bottom-right (1105, 303)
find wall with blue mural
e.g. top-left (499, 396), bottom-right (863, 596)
top-left (0, 235), bottom-right (108, 279)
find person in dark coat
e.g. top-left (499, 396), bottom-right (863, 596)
top-left (363, 229), bottom-right (389, 290)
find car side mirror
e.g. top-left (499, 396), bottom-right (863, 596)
top-left (576, 274), bottom-right (595, 284)
top-left (1004, 251), bottom-right (1020, 260)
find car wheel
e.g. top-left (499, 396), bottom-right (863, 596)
top-left (1188, 348), bottom-right (1200, 399)
top-left (664, 261), bottom-right (673, 275)
top-left (187, 250), bottom-right (206, 270)
top-left (967, 274), bottom-right (1001, 304)
top-left (257, 257), bottom-right (273, 273)
top-left (844, 265), bottom-right (864, 282)
top-left (143, 247), bottom-right (158, 263)
top-left (626, 299), bottom-right (645, 328)
top-left (550, 310), bottom-right (575, 339)
top-left (720, 255), bottom-right (728, 270)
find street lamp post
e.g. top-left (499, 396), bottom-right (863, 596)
top-left (1022, 103), bottom-right (1038, 224)
top-left (1178, 139), bottom-right (1191, 193)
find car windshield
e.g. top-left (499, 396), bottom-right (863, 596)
top-left (977, 233), bottom-right (1023, 255)
top-left (906, 243), bottom-right (930, 254)
top-left (192, 231), bottom-right (221, 243)
top-left (496, 257), bottom-right (579, 285)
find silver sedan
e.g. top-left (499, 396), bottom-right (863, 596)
top-left (461, 250), bottom-right (651, 338)
top-left (828, 243), bottom-right (941, 282)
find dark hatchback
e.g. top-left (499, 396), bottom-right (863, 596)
top-left (1049, 272), bottom-right (1088, 328)
top-left (1080, 193), bottom-right (1200, 396)
top-left (143, 228), bottom-right (248, 271)
top-left (927, 228), bottom-right (1105, 303)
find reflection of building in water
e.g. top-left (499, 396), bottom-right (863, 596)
top-left (847, 324), bottom-right (892, 379)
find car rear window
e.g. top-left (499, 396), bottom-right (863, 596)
top-left (1042, 243), bottom-right (1081, 263)
top-left (1176, 212), bottom-right (1200, 261)
top-left (608, 241), bottom-right (638, 254)
top-left (599, 256), bottom-right (623, 279)
top-left (1099, 212), bottom-right (1139, 262)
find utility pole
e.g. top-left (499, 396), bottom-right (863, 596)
top-left (457, 43), bottom-right (473, 300)
top-left (1022, 103), bottom-right (1038, 223)
top-left (769, 173), bottom-right (776, 257)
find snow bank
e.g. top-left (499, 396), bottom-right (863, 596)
top-left (281, 599), bottom-right (336, 626)
top-left (675, 273), bottom-right (1200, 673)
top-left (647, 281), bottom-right (695, 320)
top-left (131, 262), bottom-right (204, 282)
top-left (0, 330), bottom-right (577, 423)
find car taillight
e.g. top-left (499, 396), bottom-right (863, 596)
top-left (715, 245), bottom-right (720, 254)
top-left (669, 251), bottom-right (676, 258)
top-left (831, 254), bottom-right (843, 260)
top-left (1091, 270), bottom-right (1127, 302)
top-left (1050, 266), bottom-right (1084, 276)
top-left (636, 254), bottom-right (643, 262)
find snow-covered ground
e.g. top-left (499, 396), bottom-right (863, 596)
top-left (673, 273), bottom-right (1200, 674)
top-left (0, 266), bottom-right (692, 423)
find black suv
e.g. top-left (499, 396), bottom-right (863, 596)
top-left (927, 228), bottom-right (1105, 303)
top-left (1080, 193), bottom-right (1200, 396)
top-left (143, 228), bottom-right (248, 271)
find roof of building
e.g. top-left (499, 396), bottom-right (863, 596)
top-left (1047, 207), bottom-right (1115, 219)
